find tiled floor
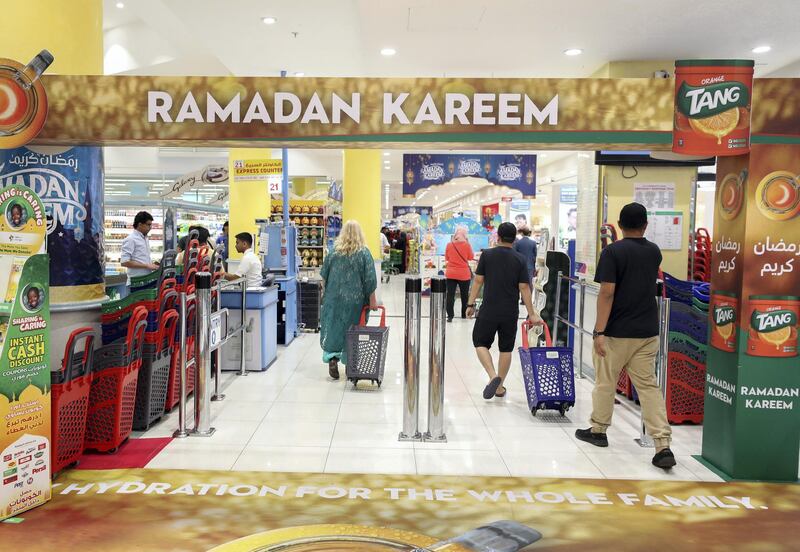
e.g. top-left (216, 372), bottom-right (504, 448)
top-left (141, 275), bottom-right (723, 482)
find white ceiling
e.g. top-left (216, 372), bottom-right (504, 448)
top-left (104, 0), bottom-right (800, 77)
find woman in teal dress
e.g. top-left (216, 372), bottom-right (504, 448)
top-left (320, 220), bottom-right (378, 379)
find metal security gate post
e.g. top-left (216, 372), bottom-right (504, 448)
top-left (399, 277), bottom-right (422, 442)
top-left (239, 279), bottom-right (248, 376)
top-left (173, 291), bottom-right (193, 438)
top-left (191, 272), bottom-right (216, 437)
top-left (424, 277), bottom-right (447, 443)
top-left (577, 280), bottom-right (586, 379)
top-left (211, 280), bottom-right (226, 401)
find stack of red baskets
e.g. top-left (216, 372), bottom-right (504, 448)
top-left (85, 306), bottom-right (148, 453)
top-left (689, 228), bottom-right (712, 282)
top-left (50, 327), bottom-right (95, 474)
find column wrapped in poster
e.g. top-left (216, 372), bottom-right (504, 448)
top-left (0, 146), bottom-right (104, 305)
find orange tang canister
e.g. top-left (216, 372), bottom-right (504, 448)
top-left (710, 290), bottom-right (739, 352)
top-left (672, 59), bottom-right (754, 157)
top-left (746, 295), bottom-right (800, 358)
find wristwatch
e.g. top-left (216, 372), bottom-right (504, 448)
top-left (592, 330), bottom-right (605, 339)
top-left (467, 304), bottom-right (476, 308)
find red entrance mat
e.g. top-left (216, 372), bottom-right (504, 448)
top-left (75, 437), bottom-right (172, 470)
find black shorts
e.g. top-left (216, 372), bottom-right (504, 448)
top-left (472, 317), bottom-right (518, 352)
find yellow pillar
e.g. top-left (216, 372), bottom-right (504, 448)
top-left (343, 150), bottom-right (382, 259)
top-left (228, 148), bottom-right (272, 260)
top-left (0, 0), bottom-right (103, 74)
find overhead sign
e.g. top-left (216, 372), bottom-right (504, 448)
top-left (232, 159), bottom-right (282, 182)
top-left (403, 154), bottom-right (536, 198)
top-left (162, 165), bottom-right (228, 199)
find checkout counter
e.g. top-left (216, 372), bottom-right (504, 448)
top-left (220, 284), bottom-right (279, 371)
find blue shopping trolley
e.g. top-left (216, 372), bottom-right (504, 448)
top-left (519, 321), bottom-right (575, 416)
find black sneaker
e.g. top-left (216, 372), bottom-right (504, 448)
top-left (652, 448), bottom-right (677, 469)
top-left (574, 428), bottom-right (609, 447)
top-left (328, 359), bottom-right (340, 380)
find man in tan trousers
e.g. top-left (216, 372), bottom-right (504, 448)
top-left (575, 203), bottom-right (675, 469)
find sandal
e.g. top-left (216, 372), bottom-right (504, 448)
top-left (495, 386), bottom-right (507, 398)
top-left (328, 358), bottom-right (340, 380)
top-left (483, 377), bottom-right (502, 399)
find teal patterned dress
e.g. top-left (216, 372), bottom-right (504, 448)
top-left (320, 247), bottom-right (377, 364)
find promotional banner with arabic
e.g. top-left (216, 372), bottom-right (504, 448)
top-left (0, 185), bottom-right (51, 520)
top-left (403, 154), bottom-right (536, 198)
top-left (4, 468), bottom-right (800, 550)
top-left (0, 146), bottom-right (104, 304)
top-left (704, 145), bottom-right (800, 481)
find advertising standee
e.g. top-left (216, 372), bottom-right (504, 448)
top-left (0, 185), bottom-right (51, 520)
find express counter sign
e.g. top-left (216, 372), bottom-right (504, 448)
top-left (672, 59), bottom-right (754, 156)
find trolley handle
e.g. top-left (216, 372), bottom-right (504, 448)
top-left (61, 327), bottom-right (95, 381)
top-left (159, 277), bottom-right (177, 295)
top-left (521, 320), bottom-right (552, 349)
top-left (158, 310), bottom-right (180, 353)
top-left (359, 305), bottom-right (386, 327)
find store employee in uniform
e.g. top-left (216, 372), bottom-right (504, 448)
top-left (222, 232), bottom-right (263, 287)
top-left (120, 211), bottom-right (159, 277)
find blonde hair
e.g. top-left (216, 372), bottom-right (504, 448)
top-left (334, 220), bottom-right (367, 255)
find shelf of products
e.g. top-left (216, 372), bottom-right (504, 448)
top-left (271, 200), bottom-right (326, 269)
top-left (104, 208), bottom-right (165, 273)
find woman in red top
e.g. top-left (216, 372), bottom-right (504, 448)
top-left (445, 227), bottom-right (474, 322)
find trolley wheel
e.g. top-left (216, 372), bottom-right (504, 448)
top-left (107, 447), bottom-right (118, 454)
top-left (377, 380), bottom-right (382, 388)
top-left (559, 404), bottom-right (569, 416)
top-left (530, 408), bottom-right (538, 417)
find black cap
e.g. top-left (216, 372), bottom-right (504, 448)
top-left (619, 202), bottom-right (648, 230)
top-left (497, 222), bottom-right (517, 243)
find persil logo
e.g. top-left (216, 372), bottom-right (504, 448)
top-left (677, 81), bottom-right (749, 118)
top-left (714, 306), bottom-right (735, 326)
top-left (751, 309), bottom-right (796, 332)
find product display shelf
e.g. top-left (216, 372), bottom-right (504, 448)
top-left (271, 201), bottom-right (327, 269)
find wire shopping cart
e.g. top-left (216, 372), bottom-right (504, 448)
top-left (345, 306), bottom-right (389, 387)
top-left (519, 321), bottom-right (575, 416)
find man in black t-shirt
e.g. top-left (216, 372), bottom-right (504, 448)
top-left (466, 223), bottom-right (542, 400)
top-left (575, 203), bottom-right (675, 470)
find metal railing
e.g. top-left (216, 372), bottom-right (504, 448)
top-left (173, 272), bottom-right (249, 439)
top-left (551, 271), bottom-right (671, 448)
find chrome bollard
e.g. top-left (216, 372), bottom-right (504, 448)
top-left (191, 272), bottom-right (216, 437)
top-left (173, 291), bottom-right (192, 438)
top-left (424, 277), bottom-right (447, 443)
top-left (399, 277), bottom-right (422, 442)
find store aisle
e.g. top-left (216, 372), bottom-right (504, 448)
top-left (141, 276), bottom-right (720, 482)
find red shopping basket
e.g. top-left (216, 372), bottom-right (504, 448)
top-left (51, 327), bottom-right (95, 475)
top-left (519, 322), bottom-right (575, 416)
top-left (85, 306), bottom-right (148, 453)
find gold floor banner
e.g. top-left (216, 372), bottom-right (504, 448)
top-left (4, 469), bottom-right (800, 551)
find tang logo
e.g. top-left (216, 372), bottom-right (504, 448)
top-left (0, 51), bottom-right (53, 150)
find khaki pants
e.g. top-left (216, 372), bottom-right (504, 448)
top-left (591, 336), bottom-right (672, 448)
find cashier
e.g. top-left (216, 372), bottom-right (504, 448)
top-left (222, 232), bottom-right (263, 288)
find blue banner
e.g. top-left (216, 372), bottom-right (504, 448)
top-left (392, 206), bottom-right (432, 218)
top-left (433, 216), bottom-right (491, 256)
top-left (403, 154), bottom-right (536, 197)
top-left (0, 146), bottom-right (105, 304)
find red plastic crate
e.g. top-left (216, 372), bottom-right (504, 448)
top-left (666, 351), bottom-right (706, 424)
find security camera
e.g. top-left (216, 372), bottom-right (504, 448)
top-left (653, 70), bottom-right (671, 79)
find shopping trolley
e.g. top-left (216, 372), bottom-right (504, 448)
top-left (519, 321), bottom-right (575, 416)
top-left (51, 327), bottom-right (95, 474)
top-left (345, 306), bottom-right (389, 387)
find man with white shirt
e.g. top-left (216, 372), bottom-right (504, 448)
top-left (222, 232), bottom-right (263, 287)
top-left (120, 211), bottom-right (159, 277)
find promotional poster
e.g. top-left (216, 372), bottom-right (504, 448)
top-left (0, 146), bottom-right (104, 304)
top-left (481, 202), bottom-right (501, 231)
top-left (433, 216), bottom-right (490, 256)
top-left (508, 199), bottom-right (531, 229)
top-left (3, 468), bottom-right (800, 551)
top-left (0, 185), bottom-right (51, 520)
top-left (403, 154), bottom-right (536, 198)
